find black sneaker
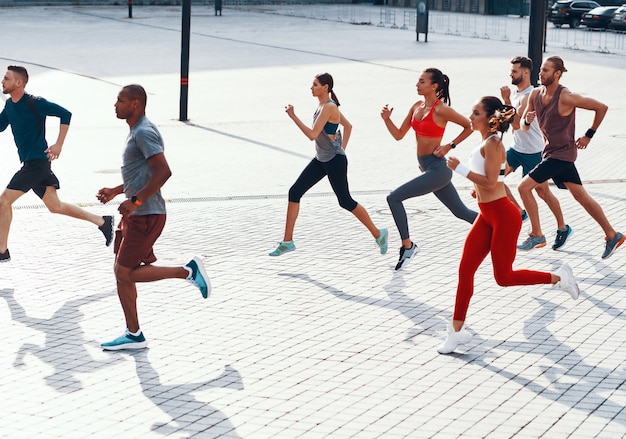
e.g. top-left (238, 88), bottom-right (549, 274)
top-left (0, 249), bottom-right (10, 263)
top-left (552, 225), bottom-right (573, 250)
top-left (395, 242), bottom-right (418, 271)
top-left (99, 216), bottom-right (114, 247)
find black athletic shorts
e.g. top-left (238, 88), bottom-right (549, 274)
top-left (528, 157), bottom-right (582, 189)
top-left (7, 160), bottom-right (60, 199)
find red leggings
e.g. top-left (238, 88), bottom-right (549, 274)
top-left (453, 197), bottom-right (552, 321)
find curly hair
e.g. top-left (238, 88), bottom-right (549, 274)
top-left (479, 96), bottom-right (516, 136)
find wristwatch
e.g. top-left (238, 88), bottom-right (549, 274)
top-left (131, 195), bottom-right (142, 207)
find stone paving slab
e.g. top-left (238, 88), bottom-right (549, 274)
top-left (1, 188), bottom-right (625, 438)
top-left (0, 4), bottom-right (625, 439)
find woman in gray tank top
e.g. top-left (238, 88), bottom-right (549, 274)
top-left (269, 73), bottom-right (388, 257)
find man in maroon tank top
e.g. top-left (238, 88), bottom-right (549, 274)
top-left (518, 56), bottom-right (624, 259)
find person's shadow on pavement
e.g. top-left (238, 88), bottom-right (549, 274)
top-left (456, 297), bottom-right (626, 427)
top-left (127, 349), bottom-right (244, 438)
top-left (0, 288), bottom-right (122, 393)
top-left (278, 272), bottom-right (450, 343)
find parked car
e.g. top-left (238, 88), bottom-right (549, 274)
top-left (609, 4), bottom-right (626, 30)
top-left (548, 0), bottom-right (601, 27)
top-left (581, 6), bottom-right (619, 28)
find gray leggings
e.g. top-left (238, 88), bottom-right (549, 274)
top-left (387, 154), bottom-right (477, 240)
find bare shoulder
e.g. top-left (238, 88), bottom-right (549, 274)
top-left (410, 100), bottom-right (425, 111)
top-left (485, 134), bottom-right (504, 151)
top-left (434, 101), bottom-right (458, 117)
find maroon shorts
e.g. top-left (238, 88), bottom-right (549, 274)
top-left (114, 214), bottom-right (166, 269)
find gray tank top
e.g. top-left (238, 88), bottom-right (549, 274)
top-left (534, 85), bottom-right (577, 162)
top-left (313, 101), bottom-right (345, 162)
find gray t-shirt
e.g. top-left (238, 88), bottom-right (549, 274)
top-left (121, 116), bottom-right (166, 215)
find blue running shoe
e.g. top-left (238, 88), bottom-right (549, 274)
top-left (269, 241), bottom-right (295, 257)
top-left (185, 256), bottom-right (211, 298)
top-left (376, 228), bottom-right (388, 255)
top-left (517, 234), bottom-right (546, 250)
top-left (553, 225), bottom-right (573, 250)
top-left (0, 249), bottom-right (10, 263)
top-left (602, 232), bottom-right (625, 259)
top-left (101, 330), bottom-right (148, 351)
top-left (521, 210), bottom-right (528, 222)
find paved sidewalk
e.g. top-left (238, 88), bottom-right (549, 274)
top-left (1, 5), bottom-right (625, 438)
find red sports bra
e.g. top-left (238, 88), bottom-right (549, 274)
top-left (410, 100), bottom-right (445, 138)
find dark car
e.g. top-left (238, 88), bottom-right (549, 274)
top-left (609, 4), bottom-right (626, 30)
top-left (549, 0), bottom-right (601, 27)
top-left (582, 6), bottom-right (619, 28)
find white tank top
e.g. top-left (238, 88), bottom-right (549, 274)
top-left (511, 86), bottom-right (544, 154)
top-left (468, 134), bottom-right (505, 182)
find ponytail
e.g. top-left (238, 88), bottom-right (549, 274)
top-left (315, 72), bottom-right (340, 106)
top-left (424, 68), bottom-right (451, 105)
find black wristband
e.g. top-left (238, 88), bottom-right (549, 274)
top-left (449, 142), bottom-right (456, 149)
top-left (585, 128), bottom-right (596, 139)
top-left (523, 119), bottom-right (531, 126)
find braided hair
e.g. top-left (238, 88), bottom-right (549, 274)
top-left (480, 96), bottom-right (516, 137)
top-left (315, 72), bottom-right (340, 106)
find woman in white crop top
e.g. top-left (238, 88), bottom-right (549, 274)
top-left (438, 96), bottom-right (580, 355)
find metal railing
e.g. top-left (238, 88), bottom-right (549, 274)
top-left (224, 2), bottom-right (626, 56)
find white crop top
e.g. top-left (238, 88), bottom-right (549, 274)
top-left (468, 134), bottom-right (505, 182)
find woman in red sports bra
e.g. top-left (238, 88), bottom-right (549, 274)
top-left (381, 67), bottom-right (477, 271)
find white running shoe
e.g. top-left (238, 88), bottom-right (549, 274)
top-left (437, 324), bottom-right (473, 354)
top-left (555, 262), bottom-right (579, 300)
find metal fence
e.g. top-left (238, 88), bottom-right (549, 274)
top-left (224, 1), bottom-right (626, 56)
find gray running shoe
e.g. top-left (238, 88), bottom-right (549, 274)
top-left (517, 234), bottom-right (547, 250)
top-left (0, 249), bottom-right (10, 263)
top-left (602, 232), bottom-right (625, 259)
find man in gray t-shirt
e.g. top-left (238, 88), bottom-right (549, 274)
top-left (121, 116), bottom-right (167, 215)
top-left (96, 84), bottom-right (211, 351)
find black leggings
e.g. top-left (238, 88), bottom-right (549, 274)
top-left (288, 154), bottom-right (358, 211)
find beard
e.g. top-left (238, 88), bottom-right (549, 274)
top-left (511, 76), bottom-right (522, 86)
top-left (540, 75), bottom-right (555, 86)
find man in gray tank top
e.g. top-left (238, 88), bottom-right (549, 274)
top-left (500, 55), bottom-right (567, 252)
top-left (518, 56), bottom-right (624, 259)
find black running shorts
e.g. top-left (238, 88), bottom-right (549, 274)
top-left (7, 160), bottom-right (60, 199)
top-left (528, 157), bottom-right (582, 189)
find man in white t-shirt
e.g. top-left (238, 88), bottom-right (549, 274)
top-left (500, 56), bottom-right (568, 251)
